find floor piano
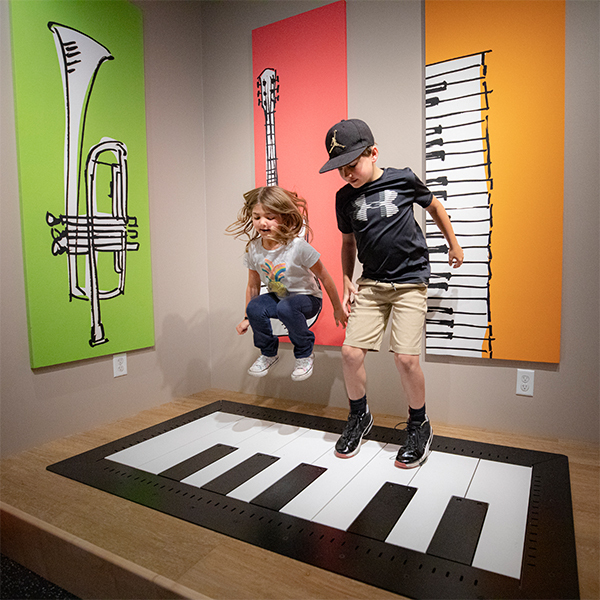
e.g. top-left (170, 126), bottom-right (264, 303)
top-left (48, 400), bottom-right (579, 599)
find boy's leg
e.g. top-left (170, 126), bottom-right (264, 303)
top-left (335, 345), bottom-right (373, 458)
top-left (393, 353), bottom-right (425, 410)
top-left (335, 281), bottom-right (388, 458)
top-left (389, 286), bottom-right (432, 468)
top-left (341, 345), bottom-right (368, 400)
top-left (394, 352), bottom-right (432, 469)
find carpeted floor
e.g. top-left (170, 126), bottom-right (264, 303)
top-left (0, 555), bottom-right (79, 600)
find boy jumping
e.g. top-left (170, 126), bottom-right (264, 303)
top-left (319, 119), bottom-right (463, 468)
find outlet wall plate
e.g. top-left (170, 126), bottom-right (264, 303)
top-left (517, 369), bottom-right (534, 397)
top-left (113, 354), bottom-right (127, 377)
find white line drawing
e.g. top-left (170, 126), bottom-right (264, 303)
top-left (47, 23), bottom-right (139, 347)
top-left (425, 51), bottom-right (494, 358)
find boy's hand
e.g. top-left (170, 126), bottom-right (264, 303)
top-left (342, 279), bottom-right (357, 316)
top-left (236, 318), bottom-right (249, 335)
top-left (449, 245), bottom-right (464, 268)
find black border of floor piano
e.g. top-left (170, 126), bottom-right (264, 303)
top-left (47, 400), bottom-right (579, 600)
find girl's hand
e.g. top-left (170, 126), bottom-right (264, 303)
top-left (236, 318), bottom-right (249, 335)
top-left (334, 307), bottom-right (348, 328)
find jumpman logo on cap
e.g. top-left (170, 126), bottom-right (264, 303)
top-left (329, 130), bottom-right (346, 155)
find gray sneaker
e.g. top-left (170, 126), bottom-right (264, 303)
top-left (248, 354), bottom-right (279, 377)
top-left (291, 354), bottom-right (314, 381)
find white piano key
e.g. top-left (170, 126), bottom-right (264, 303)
top-left (445, 197), bottom-right (491, 211)
top-left (449, 238), bottom-right (492, 252)
top-left (430, 208), bottom-right (490, 225)
top-left (443, 181), bottom-right (489, 197)
top-left (229, 428), bottom-right (339, 502)
top-left (427, 54), bottom-right (482, 79)
top-left (427, 94), bottom-right (485, 121)
top-left (428, 122), bottom-right (486, 145)
top-left (462, 247), bottom-right (490, 263)
top-left (434, 276), bottom-right (491, 290)
top-left (132, 417), bottom-right (276, 475)
top-left (435, 221), bottom-right (490, 238)
top-left (106, 411), bottom-right (244, 468)
top-left (428, 287), bottom-right (488, 302)
top-left (426, 346), bottom-right (489, 358)
top-left (385, 451), bottom-right (479, 553)
top-left (427, 313), bottom-right (487, 328)
top-left (181, 422), bottom-right (308, 489)
top-left (431, 263), bottom-right (490, 279)
top-left (427, 298), bottom-right (489, 314)
top-left (281, 440), bottom-right (386, 521)
top-left (468, 460), bottom-right (532, 579)
top-left (311, 442), bottom-right (419, 531)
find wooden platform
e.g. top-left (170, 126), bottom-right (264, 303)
top-left (2, 389), bottom-right (598, 599)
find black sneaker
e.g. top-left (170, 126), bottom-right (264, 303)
top-left (335, 410), bottom-right (373, 458)
top-left (395, 417), bottom-right (433, 469)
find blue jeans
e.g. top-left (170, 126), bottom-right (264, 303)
top-left (246, 293), bottom-right (322, 359)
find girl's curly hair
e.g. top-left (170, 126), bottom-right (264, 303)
top-left (226, 186), bottom-right (312, 249)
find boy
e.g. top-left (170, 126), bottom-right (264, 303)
top-left (319, 119), bottom-right (463, 468)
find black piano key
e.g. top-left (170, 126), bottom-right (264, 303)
top-left (427, 495), bottom-right (489, 565)
top-left (201, 453), bottom-right (280, 496)
top-left (347, 482), bottom-right (417, 541)
top-left (159, 443), bottom-right (238, 481)
top-left (250, 463), bottom-right (327, 511)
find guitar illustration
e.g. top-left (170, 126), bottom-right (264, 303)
top-left (254, 67), bottom-right (321, 336)
top-left (257, 68), bottom-right (279, 186)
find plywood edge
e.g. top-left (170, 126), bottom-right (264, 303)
top-left (0, 502), bottom-right (212, 600)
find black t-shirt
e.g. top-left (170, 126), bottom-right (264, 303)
top-left (336, 167), bottom-right (433, 284)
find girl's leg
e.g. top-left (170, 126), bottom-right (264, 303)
top-left (276, 295), bottom-right (322, 358)
top-left (246, 293), bottom-right (280, 357)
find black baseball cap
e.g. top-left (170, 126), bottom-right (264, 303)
top-left (319, 119), bottom-right (375, 173)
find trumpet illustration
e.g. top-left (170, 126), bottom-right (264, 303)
top-left (47, 23), bottom-right (139, 347)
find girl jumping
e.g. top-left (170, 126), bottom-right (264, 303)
top-left (227, 186), bottom-right (346, 381)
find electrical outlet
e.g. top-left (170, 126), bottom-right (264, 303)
top-left (517, 369), bottom-right (534, 397)
top-left (113, 353), bottom-right (127, 377)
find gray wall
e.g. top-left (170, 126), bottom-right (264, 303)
top-left (1, 0), bottom-right (598, 457)
top-left (1, 0), bottom-right (211, 455)
top-left (202, 0), bottom-right (599, 441)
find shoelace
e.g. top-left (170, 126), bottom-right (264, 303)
top-left (394, 421), bottom-right (420, 451)
top-left (340, 413), bottom-right (362, 442)
top-left (295, 357), bottom-right (312, 369)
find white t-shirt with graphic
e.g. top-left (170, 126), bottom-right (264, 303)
top-left (243, 237), bottom-right (322, 299)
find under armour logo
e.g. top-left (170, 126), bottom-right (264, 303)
top-left (353, 190), bottom-right (399, 221)
top-left (329, 130), bottom-right (346, 155)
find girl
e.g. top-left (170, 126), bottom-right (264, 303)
top-left (227, 186), bottom-right (346, 381)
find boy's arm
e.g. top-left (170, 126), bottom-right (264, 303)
top-left (310, 259), bottom-right (347, 328)
top-left (425, 196), bottom-right (464, 268)
top-left (237, 269), bottom-right (261, 335)
top-left (341, 233), bottom-right (357, 315)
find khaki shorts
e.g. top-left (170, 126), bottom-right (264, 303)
top-left (343, 278), bottom-right (428, 355)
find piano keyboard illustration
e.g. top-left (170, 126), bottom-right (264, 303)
top-left (107, 411), bottom-right (531, 580)
top-left (425, 51), bottom-right (494, 358)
